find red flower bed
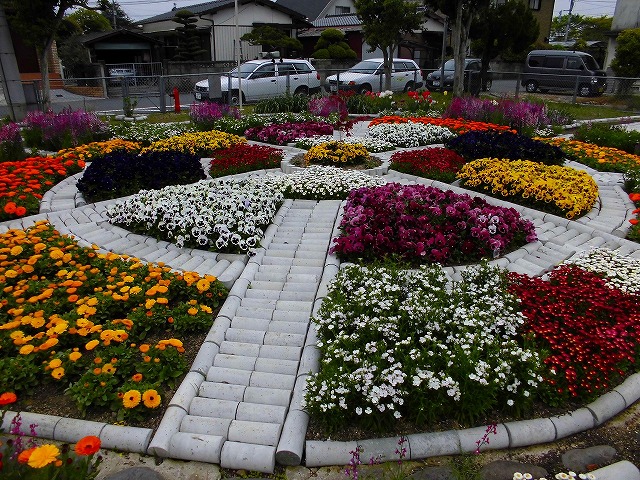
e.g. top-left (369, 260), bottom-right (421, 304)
top-left (390, 147), bottom-right (466, 182)
top-left (0, 155), bottom-right (86, 221)
top-left (509, 265), bottom-right (640, 404)
top-left (208, 144), bottom-right (284, 177)
top-left (368, 115), bottom-right (515, 134)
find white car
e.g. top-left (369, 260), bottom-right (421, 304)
top-left (194, 59), bottom-right (321, 104)
top-left (326, 58), bottom-right (424, 94)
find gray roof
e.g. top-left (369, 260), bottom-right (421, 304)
top-left (138, 0), bottom-right (308, 25)
top-left (311, 14), bottom-right (361, 27)
top-left (275, 0), bottom-right (330, 21)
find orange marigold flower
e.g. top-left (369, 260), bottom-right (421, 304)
top-left (139, 344), bottom-right (150, 353)
top-left (18, 447), bottom-right (36, 464)
top-left (0, 392), bottom-right (17, 405)
top-left (142, 389), bottom-right (161, 408)
top-left (51, 367), bottom-right (65, 379)
top-left (69, 351), bottom-right (82, 361)
top-left (85, 339), bottom-right (99, 351)
top-left (132, 373), bottom-right (143, 382)
top-left (27, 444), bottom-right (60, 468)
top-left (630, 219), bottom-right (639, 225)
top-left (122, 389), bottom-right (141, 409)
top-left (75, 436), bottom-right (101, 456)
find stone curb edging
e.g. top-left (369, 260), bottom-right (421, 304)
top-left (0, 410), bottom-right (153, 453)
top-left (304, 372), bottom-right (640, 467)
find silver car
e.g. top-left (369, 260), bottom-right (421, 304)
top-left (325, 58), bottom-right (424, 94)
top-left (194, 59), bottom-right (321, 104)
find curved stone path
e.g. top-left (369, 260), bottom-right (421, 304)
top-left (1, 125), bottom-right (640, 476)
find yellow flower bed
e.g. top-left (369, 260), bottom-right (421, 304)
top-left (457, 158), bottom-right (599, 219)
top-left (539, 137), bottom-right (640, 172)
top-left (55, 139), bottom-right (141, 163)
top-left (0, 220), bottom-right (226, 421)
top-left (303, 141), bottom-right (369, 166)
top-left (141, 130), bottom-right (246, 156)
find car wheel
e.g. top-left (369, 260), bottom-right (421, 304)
top-left (404, 81), bottom-right (415, 92)
top-left (578, 84), bottom-right (591, 97)
top-left (294, 86), bottom-right (309, 96)
top-left (358, 84), bottom-right (372, 95)
top-left (525, 80), bottom-right (538, 93)
top-left (483, 79), bottom-right (492, 92)
top-left (230, 90), bottom-right (245, 105)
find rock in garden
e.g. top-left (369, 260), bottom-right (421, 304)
top-left (480, 460), bottom-right (548, 480)
top-left (561, 445), bottom-right (617, 472)
top-left (102, 466), bottom-right (166, 480)
top-left (410, 465), bottom-right (455, 479)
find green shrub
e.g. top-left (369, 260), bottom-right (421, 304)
top-left (254, 94), bottom-right (310, 113)
top-left (573, 122), bottom-right (640, 154)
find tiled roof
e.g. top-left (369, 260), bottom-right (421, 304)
top-left (311, 14), bottom-right (361, 27)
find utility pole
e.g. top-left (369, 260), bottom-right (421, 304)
top-left (563, 0), bottom-right (575, 41)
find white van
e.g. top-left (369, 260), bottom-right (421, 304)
top-left (521, 50), bottom-right (607, 97)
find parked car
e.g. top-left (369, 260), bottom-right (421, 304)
top-left (425, 58), bottom-right (492, 93)
top-left (521, 50), bottom-right (607, 97)
top-left (193, 58), bottom-right (322, 104)
top-left (325, 58), bottom-right (424, 94)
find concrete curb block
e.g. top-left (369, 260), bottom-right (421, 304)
top-left (589, 460), bottom-right (640, 480)
top-left (276, 409), bottom-right (309, 466)
top-left (148, 405), bottom-right (188, 456)
top-left (99, 424), bottom-right (154, 453)
top-left (220, 441), bottom-right (276, 473)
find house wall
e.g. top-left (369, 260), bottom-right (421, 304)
top-left (142, 4), bottom-right (299, 62)
top-left (533, 0), bottom-right (555, 43)
top-left (604, 0), bottom-right (640, 70)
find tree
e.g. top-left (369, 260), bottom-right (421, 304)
top-left (611, 28), bottom-right (640, 94)
top-left (172, 10), bottom-right (207, 61)
top-left (241, 25), bottom-right (303, 57)
top-left (550, 14), bottom-right (612, 43)
top-left (58, 9), bottom-right (110, 77)
top-left (66, 8), bottom-right (111, 34)
top-left (354, 0), bottom-right (423, 91)
top-left (96, 0), bottom-right (132, 28)
top-left (470, 0), bottom-right (539, 83)
top-left (425, 0), bottom-right (491, 96)
top-left (312, 28), bottom-right (357, 59)
top-left (1, 0), bottom-right (91, 108)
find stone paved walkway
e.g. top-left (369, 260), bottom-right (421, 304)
top-left (2, 126), bottom-right (640, 476)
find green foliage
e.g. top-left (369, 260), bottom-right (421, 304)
top-left (97, 0), bottom-right (132, 27)
top-left (241, 25), bottom-right (303, 55)
top-left (65, 8), bottom-right (112, 34)
top-left (254, 94), bottom-right (310, 113)
top-left (312, 28), bottom-right (357, 59)
top-left (172, 10), bottom-right (207, 60)
top-left (550, 13), bottom-right (612, 43)
top-left (449, 454), bottom-right (482, 480)
top-left (573, 123), bottom-right (640, 154)
top-left (611, 28), bottom-right (640, 79)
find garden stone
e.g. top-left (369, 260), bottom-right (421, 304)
top-left (409, 465), bottom-right (455, 480)
top-left (103, 466), bottom-right (166, 480)
top-left (561, 445), bottom-right (618, 472)
top-left (480, 460), bottom-right (548, 480)
top-left (588, 460), bottom-right (640, 480)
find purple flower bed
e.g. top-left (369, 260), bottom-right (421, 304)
top-left (21, 109), bottom-right (108, 150)
top-left (0, 122), bottom-right (25, 162)
top-left (331, 183), bottom-right (537, 265)
top-left (244, 121), bottom-right (334, 145)
top-left (189, 101), bottom-right (240, 131)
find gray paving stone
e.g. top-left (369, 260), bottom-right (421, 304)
top-left (226, 327), bottom-right (266, 344)
top-left (100, 424), bottom-right (153, 453)
top-left (218, 260), bottom-right (246, 287)
top-left (505, 418), bottom-right (557, 447)
top-left (550, 407), bottom-right (596, 440)
top-left (250, 371), bottom-right (296, 390)
top-left (263, 331), bottom-right (306, 347)
top-left (213, 353), bottom-right (257, 371)
top-left (268, 320), bottom-right (309, 335)
top-left (276, 300), bottom-right (313, 313)
top-left (272, 309), bottom-right (310, 323)
top-left (244, 386), bottom-right (292, 406)
top-left (5, 411), bottom-right (60, 438)
top-left (220, 441), bottom-right (276, 473)
top-left (588, 461), bottom-right (640, 480)
top-left (227, 420), bottom-right (282, 446)
top-left (249, 280), bottom-right (286, 291)
top-left (54, 417), bottom-right (104, 443)
top-left (205, 317), bottom-right (231, 346)
top-left (236, 304), bottom-right (275, 319)
top-left (613, 372), bottom-right (640, 407)
top-left (259, 344), bottom-right (302, 361)
top-left (199, 381), bottom-right (246, 401)
top-left (587, 390), bottom-right (627, 425)
top-left (245, 288), bottom-right (282, 300)
top-left (220, 340), bottom-right (261, 357)
top-left (227, 277), bottom-right (250, 299)
top-left (279, 290), bottom-right (316, 302)
top-left (168, 371), bottom-right (204, 408)
top-left (289, 376), bottom-right (308, 411)
top-left (206, 366), bottom-right (253, 385)
top-left (236, 402), bottom-right (287, 424)
top-left (148, 406), bottom-right (187, 456)
top-left (276, 409), bottom-right (309, 466)
top-left (305, 440), bottom-right (358, 467)
top-left (189, 397), bottom-right (239, 419)
top-left (190, 342), bottom-right (220, 376)
top-left (254, 357), bottom-right (299, 375)
top-left (169, 431), bottom-right (224, 463)
top-left (282, 282), bottom-right (318, 293)
top-left (458, 424), bottom-right (509, 453)
top-left (298, 346), bottom-right (321, 376)
top-left (231, 316), bottom-right (271, 331)
top-left (180, 415), bottom-right (232, 437)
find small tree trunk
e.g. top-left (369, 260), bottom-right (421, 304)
top-left (38, 41), bottom-right (53, 111)
top-left (382, 47), bottom-right (392, 91)
top-left (452, 5), bottom-right (464, 97)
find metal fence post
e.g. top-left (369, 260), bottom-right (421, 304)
top-left (515, 73), bottom-right (520, 99)
top-left (572, 76), bottom-right (580, 104)
top-left (286, 72), bottom-right (290, 95)
top-left (159, 75), bottom-right (166, 114)
top-left (336, 71), bottom-right (340, 94)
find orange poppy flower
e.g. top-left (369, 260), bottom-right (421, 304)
top-left (0, 392), bottom-right (17, 405)
top-left (75, 436), bottom-right (101, 456)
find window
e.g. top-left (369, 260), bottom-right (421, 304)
top-left (278, 63), bottom-right (297, 76)
top-left (529, 0), bottom-right (541, 10)
top-left (566, 58), bottom-right (582, 70)
top-left (528, 55), bottom-right (544, 67)
top-left (294, 62), bottom-right (312, 73)
top-left (251, 64), bottom-right (276, 79)
top-left (544, 56), bottom-right (565, 68)
top-left (335, 5), bottom-right (350, 14)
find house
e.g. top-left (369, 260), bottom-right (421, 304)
top-left (494, 0), bottom-right (556, 44)
top-left (79, 28), bottom-right (164, 66)
top-left (277, 0), bottom-right (447, 68)
top-left (603, 0), bottom-right (640, 70)
top-left (138, 0), bottom-right (311, 63)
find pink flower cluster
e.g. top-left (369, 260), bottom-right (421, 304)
top-left (244, 121), bottom-right (334, 145)
top-left (331, 183), bottom-right (537, 265)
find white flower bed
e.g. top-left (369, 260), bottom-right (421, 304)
top-left (110, 122), bottom-right (193, 143)
top-left (264, 165), bottom-right (386, 199)
top-left (564, 248), bottom-right (640, 294)
top-left (304, 262), bottom-right (542, 429)
top-left (294, 135), bottom-right (395, 152)
top-left (366, 121), bottom-right (455, 147)
top-left (105, 178), bottom-right (283, 253)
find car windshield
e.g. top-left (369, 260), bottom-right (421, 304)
top-left (348, 61), bottom-right (380, 74)
top-left (582, 55), bottom-right (600, 71)
top-left (228, 62), bottom-right (260, 79)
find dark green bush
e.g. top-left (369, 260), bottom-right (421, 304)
top-left (77, 150), bottom-right (206, 203)
top-left (254, 94), bottom-right (310, 113)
